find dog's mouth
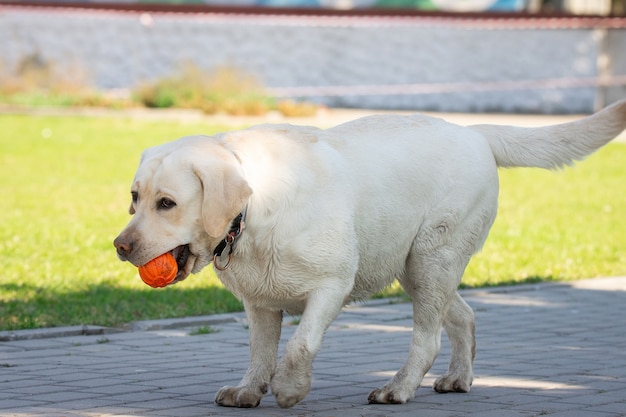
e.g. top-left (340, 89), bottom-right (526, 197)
top-left (170, 244), bottom-right (192, 282)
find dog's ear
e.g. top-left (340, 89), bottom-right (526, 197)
top-left (193, 161), bottom-right (252, 238)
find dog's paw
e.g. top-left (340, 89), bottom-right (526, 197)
top-left (214, 385), bottom-right (265, 408)
top-left (271, 369), bottom-right (311, 408)
top-left (433, 373), bottom-right (473, 393)
top-left (367, 385), bottom-right (413, 404)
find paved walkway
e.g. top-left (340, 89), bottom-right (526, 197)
top-left (1, 277), bottom-right (626, 417)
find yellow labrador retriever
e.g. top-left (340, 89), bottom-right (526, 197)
top-left (114, 100), bottom-right (626, 408)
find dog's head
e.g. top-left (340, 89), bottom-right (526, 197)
top-left (113, 136), bottom-right (252, 284)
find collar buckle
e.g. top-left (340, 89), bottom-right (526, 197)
top-left (212, 207), bottom-right (247, 271)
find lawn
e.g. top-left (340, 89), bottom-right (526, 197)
top-left (1, 113), bottom-right (625, 331)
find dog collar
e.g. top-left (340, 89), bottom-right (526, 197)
top-left (212, 206), bottom-right (247, 271)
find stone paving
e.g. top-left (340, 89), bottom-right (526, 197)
top-left (1, 277), bottom-right (626, 417)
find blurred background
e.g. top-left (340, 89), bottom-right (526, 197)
top-left (1, 0), bottom-right (625, 115)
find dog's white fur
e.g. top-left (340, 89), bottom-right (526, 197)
top-left (115, 100), bottom-right (626, 408)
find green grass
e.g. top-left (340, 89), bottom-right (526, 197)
top-left (189, 325), bottom-right (218, 336)
top-left (1, 114), bottom-right (244, 331)
top-left (1, 113), bottom-right (625, 331)
top-left (464, 151), bottom-right (626, 287)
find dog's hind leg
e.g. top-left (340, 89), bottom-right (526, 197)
top-left (368, 247), bottom-right (465, 404)
top-left (434, 291), bottom-right (475, 393)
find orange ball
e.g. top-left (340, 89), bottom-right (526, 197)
top-left (138, 253), bottom-right (178, 288)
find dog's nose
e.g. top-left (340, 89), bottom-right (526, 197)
top-left (113, 236), bottom-right (133, 260)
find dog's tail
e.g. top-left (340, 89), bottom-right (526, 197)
top-left (469, 99), bottom-right (626, 169)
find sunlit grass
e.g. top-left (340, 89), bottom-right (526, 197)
top-left (465, 143), bottom-right (626, 286)
top-left (1, 114), bottom-right (243, 330)
top-left (1, 113), bottom-right (625, 330)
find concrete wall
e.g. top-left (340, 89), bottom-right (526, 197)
top-left (1, 6), bottom-right (624, 113)
top-left (605, 28), bottom-right (626, 106)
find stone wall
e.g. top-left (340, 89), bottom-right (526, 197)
top-left (1, 5), bottom-right (624, 113)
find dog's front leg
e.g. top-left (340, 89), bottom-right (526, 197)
top-left (271, 284), bottom-right (348, 408)
top-left (215, 303), bottom-right (282, 408)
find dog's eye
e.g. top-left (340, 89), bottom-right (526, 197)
top-left (158, 198), bottom-right (176, 210)
top-left (131, 191), bottom-right (138, 203)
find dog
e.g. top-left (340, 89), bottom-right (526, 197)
top-left (114, 100), bottom-right (626, 408)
